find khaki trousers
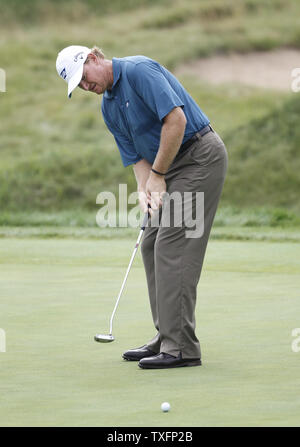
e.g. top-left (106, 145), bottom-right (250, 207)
top-left (141, 129), bottom-right (228, 359)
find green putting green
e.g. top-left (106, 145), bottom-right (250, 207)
top-left (0, 237), bottom-right (299, 426)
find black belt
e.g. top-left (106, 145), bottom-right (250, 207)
top-left (177, 125), bottom-right (214, 157)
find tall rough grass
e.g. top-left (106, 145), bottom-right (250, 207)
top-left (0, 0), bottom-right (299, 218)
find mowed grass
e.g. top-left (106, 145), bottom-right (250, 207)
top-left (0, 237), bottom-right (300, 427)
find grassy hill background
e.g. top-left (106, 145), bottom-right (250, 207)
top-left (0, 0), bottom-right (300, 225)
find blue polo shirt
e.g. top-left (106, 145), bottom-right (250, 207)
top-left (101, 56), bottom-right (210, 167)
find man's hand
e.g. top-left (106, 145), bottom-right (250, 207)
top-left (138, 190), bottom-right (148, 214)
top-left (145, 171), bottom-right (166, 215)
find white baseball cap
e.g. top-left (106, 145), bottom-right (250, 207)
top-left (56, 45), bottom-right (91, 98)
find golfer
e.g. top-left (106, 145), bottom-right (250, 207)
top-left (56, 45), bottom-right (228, 369)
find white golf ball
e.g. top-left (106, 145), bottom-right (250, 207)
top-left (161, 402), bottom-right (170, 412)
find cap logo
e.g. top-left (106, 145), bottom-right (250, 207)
top-left (60, 68), bottom-right (67, 80)
top-left (74, 51), bottom-right (85, 62)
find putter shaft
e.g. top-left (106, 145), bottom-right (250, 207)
top-left (106, 211), bottom-right (149, 337)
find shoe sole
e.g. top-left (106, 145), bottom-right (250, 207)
top-left (122, 353), bottom-right (156, 362)
top-left (138, 360), bottom-right (202, 369)
top-left (122, 354), bottom-right (140, 361)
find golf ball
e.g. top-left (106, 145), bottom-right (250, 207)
top-left (161, 402), bottom-right (170, 412)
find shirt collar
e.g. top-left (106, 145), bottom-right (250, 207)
top-left (104, 58), bottom-right (121, 99)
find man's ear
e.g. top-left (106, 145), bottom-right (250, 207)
top-left (87, 52), bottom-right (97, 64)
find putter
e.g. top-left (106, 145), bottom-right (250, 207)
top-left (94, 210), bottom-right (150, 343)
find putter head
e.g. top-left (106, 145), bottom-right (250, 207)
top-left (94, 334), bottom-right (115, 343)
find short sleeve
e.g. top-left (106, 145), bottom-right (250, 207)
top-left (102, 110), bottom-right (142, 167)
top-left (127, 61), bottom-right (184, 122)
top-left (114, 133), bottom-right (142, 167)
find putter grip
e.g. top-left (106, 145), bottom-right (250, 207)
top-left (141, 208), bottom-right (150, 230)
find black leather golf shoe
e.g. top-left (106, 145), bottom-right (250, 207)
top-left (122, 345), bottom-right (157, 361)
top-left (138, 352), bottom-right (202, 369)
